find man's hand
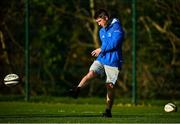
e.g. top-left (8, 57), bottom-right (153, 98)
top-left (91, 48), bottom-right (101, 57)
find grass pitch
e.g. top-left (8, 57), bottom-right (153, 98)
top-left (0, 97), bottom-right (179, 123)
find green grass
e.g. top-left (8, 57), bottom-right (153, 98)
top-left (0, 97), bottom-right (179, 123)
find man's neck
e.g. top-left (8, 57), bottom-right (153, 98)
top-left (104, 18), bottom-right (112, 29)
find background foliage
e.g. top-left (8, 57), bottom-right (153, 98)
top-left (0, 0), bottom-right (179, 99)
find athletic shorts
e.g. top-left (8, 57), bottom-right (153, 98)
top-left (89, 60), bottom-right (120, 85)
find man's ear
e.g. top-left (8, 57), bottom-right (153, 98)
top-left (105, 16), bottom-right (109, 21)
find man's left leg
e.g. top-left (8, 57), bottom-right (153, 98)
top-left (102, 83), bottom-right (114, 117)
top-left (102, 65), bottom-right (119, 117)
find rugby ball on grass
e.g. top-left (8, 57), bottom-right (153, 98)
top-left (164, 103), bottom-right (177, 112)
top-left (4, 74), bottom-right (20, 86)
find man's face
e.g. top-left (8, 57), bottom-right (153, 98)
top-left (95, 17), bottom-right (108, 28)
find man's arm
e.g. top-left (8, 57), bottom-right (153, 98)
top-left (91, 48), bottom-right (101, 57)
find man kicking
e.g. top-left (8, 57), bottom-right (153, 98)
top-left (69, 9), bottom-right (124, 117)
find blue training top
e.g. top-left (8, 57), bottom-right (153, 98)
top-left (97, 18), bottom-right (124, 68)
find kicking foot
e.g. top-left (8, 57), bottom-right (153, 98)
top-left (102, 109), bottom-right (112, 118)
top-left (68, 86), bottom-right (80, 99)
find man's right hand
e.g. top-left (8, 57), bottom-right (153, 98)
top-left (91, 48), bottom-right (101, 57)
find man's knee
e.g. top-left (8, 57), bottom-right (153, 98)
top-left (106, 83), bottom-right (114, 89)
top-left (106, 83), bottom-right (114, 103)
top-left (86, 71), bottom-right (96, 79)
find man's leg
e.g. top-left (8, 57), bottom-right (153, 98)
top-left (102, 65), bottom-right (119, 117)
top-left (103, 83), bottom-right (114, 117)
top-left (69, 70), bottom-right (97, 98)
top-left (106, 83), bottom-right (115, 110)
top-left (69, 61), bottom-right (104, 98)
top-left (77, 70), bottom-right (97, 88)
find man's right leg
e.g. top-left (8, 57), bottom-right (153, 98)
top-left (69, 70), bottom-right (97, 98)
top-left (78, 60), bottom-right (104, 88)
top-left (78, 70), bottom-right (97, 88)
top-left (69, 61), bottom-right (103, 98)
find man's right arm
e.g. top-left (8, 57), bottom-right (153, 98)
top-left (100, 23), bottom-right (124, 54)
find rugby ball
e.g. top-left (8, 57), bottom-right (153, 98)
top-left (4, 74), bottom-right (20, 86)
top-left (164, 103), bottom-right (177, 112)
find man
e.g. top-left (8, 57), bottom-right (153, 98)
top-left (69, 9), bottom-right (124, 117)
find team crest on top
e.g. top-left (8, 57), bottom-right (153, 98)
top-left (108, 33), bottom-right (111, 37)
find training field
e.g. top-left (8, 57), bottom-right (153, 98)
top-left (0, 97), bottom-right (179, 123)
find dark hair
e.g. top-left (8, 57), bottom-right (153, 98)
top-left (94, 9), bottom-right (109, 19)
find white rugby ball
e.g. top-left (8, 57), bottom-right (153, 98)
top-left (164, 103), bottom-right (177, 112)
top-left (4, 74), bottom-right (20, 86)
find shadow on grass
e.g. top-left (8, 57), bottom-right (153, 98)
top-left (1, 114), bottom-right (180, 123)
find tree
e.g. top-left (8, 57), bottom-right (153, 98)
top-left (0, 0), bottom-right (179, 99)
